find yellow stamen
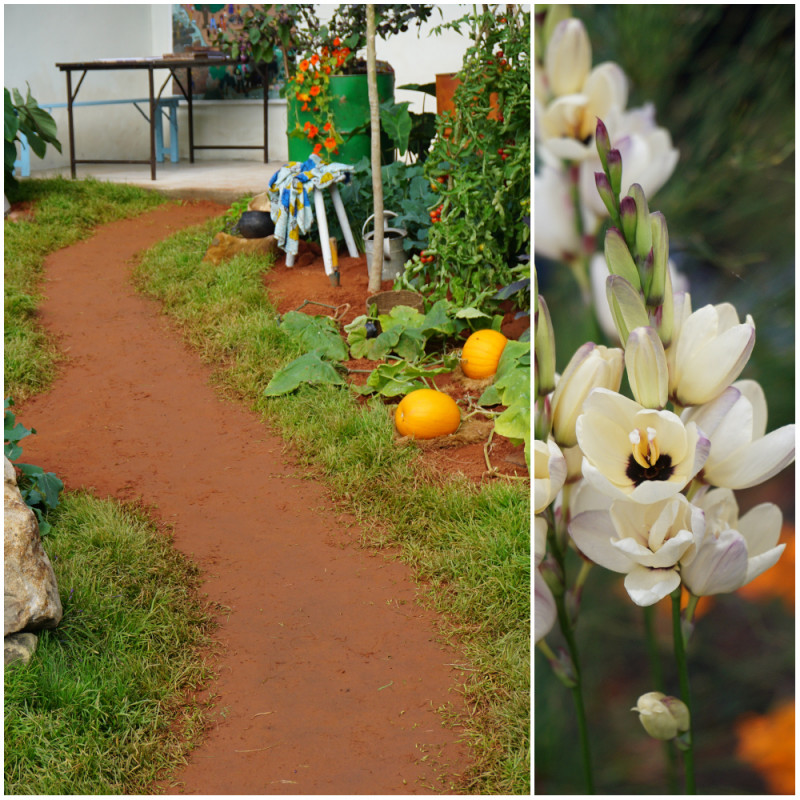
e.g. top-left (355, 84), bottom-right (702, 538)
top-left (629, 427), bottom-right (660, 469)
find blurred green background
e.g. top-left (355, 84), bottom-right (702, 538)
top-left (535, 5), bottom-right (795, 795)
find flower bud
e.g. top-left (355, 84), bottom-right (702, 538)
top-left (606, 148), bottom-right (622, 197)
top-left (619, 195), bottom-right (637, 251)
top-left (534, 438), bottom-right (567, 514)
top-left (606, 275), bottom-right (650, 344)
top-left (628, 183), bottom-right (652, 261)
top-left (544, 18), bottom-right (592, 97)
top-left (604, 227), bottom-right (641, 290)
top-left (595, 118), bottom-right (611, 174)
top-left (625, 326), bottom-right (669, 409)
top-left (535, 294), bottom-right (556, 397)
top-left (647, 211), bottom-right (669, 307)
top-left (594, 172), bottom-right (618, 221)
top-left (550, 342), bottom-right (624, 447)
top-left (632, 692), bottom-right (690, 740)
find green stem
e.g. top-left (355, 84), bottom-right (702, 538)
top-left (671, 590), bottom-right (696, 794)
top-left (643, 606), bottom-right (679, 794)
top-left (554, 589), bottom-right (595, 793)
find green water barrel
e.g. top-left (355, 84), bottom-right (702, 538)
top-left (286, 72), bottom-right (395, 164)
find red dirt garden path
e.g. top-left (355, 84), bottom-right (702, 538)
top-left (17, 201), bottom-right (474, 794)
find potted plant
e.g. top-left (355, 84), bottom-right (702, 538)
top-left (286, 4), bottom-right (437, 164)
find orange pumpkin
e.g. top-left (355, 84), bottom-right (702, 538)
top-left (395, 388), bottom-right (461, 439)
top-left (460, 329), bottom-right (508, 379)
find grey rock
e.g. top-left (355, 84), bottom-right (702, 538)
top-left (4, 457), bottom-right (62, 636)
top-left (4, 631), bottom-right (38, 668)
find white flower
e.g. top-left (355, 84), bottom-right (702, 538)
top-left (682, 380), bottom-right (795, 489)
top-left (569, 494), bottom-right (705, 606)
top-left (576, 388), bottom-right (709, 503)
top-left (538, 63), bottom-right (629, 162)
top-left (668, 302), bottom-right (755, 407)
top-left (535, 438), bottom-right (567, 514)
top-left (633, 692), bottom-right (690, 740)
top-left (681, 488), bottom-right (785, 596)
top-left (535, 517), bottom-right (557, 643)
top-left (533, 164), bottom-right (582, 262)
top-left (550, 342), bottom-right (624, 447)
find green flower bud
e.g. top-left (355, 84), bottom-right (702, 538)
top-left (606, 275), bottom-right (650, 344)
top-left (606, 148), bottom-right (622, 198)
top-left (594, 172), bottom-right (618, 222)
top-left (633, 692), bottom-right (690, 741)
top-left (648, 211), bottom-right (669, 307)
top-left (628, 183), bottom-right (652, 261)
top-left (619, 195), bottom-right (637, 252)
top-left (595, 117), bottom-right (611, 174)
top-left (604, 227), bottom-right (641, 290)
top-left (535, 294), bottom-right (556, 397)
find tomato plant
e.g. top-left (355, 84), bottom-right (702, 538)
top-left (397, 6), bottom-right (530, 312)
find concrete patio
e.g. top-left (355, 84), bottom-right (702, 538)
top-left (26, 159), bottom-right (288, 205)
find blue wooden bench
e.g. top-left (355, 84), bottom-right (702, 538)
top-left (13, 96), bottom-right (180, 176)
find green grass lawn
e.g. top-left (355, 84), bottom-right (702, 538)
top-left (4, 179), bottom-right (530, 795)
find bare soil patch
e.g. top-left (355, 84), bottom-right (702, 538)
top-left (16, 200), bottom-right (484, 794)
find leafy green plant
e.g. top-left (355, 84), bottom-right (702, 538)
top-left (476, 340), bottom-right (531, 463)
top-left (4, 398), bottom-right (64, 534)
top-left (221, 196), bottom-right (253, 233)
top-left (398, 7), bottom-right (531, 311)
top-left (5, 85), bottom-right (62, 187)
top-left (352, 355), bottom-right (458, 398)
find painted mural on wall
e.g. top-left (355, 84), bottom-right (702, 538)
top-left (171, 4), bottom-right (285, 99)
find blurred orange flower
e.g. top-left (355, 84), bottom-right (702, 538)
top-left (324, 136), bottom-right (336, 151)
top-left (312, 143), bottom-right (323, 155)
top-left (299, 59), bottom-right (309, 72)
top-left (310, 85), bottom-right (321, 97)
top-left (735, 699), bottom-right (795, 794)
top-left (737, 524), bottom-right (794, 611)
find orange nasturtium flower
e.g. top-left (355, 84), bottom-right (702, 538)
top-left (333, 37), bottom-right (341, 46)
top-left (309, 85), bottom-right (321, 97)
top-left (299, 59), bottom-right (310, 72)
top-left (323, 65), bottom-right (331, 75)
top-left (296, 92), bottom-right (310, 102)
top-left (306, 125), bottom-right (319, 139)
top-left (324, 137), bottom-right (337, 151)
top-left (310, 53), bottom-right (319, 65)
top-left (323, 122), bottom-right (332, 132)
top-left (313, 143), bottom-right (323, 155)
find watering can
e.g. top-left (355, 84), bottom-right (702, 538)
top-left (362, 211), bottom-right (408, 281)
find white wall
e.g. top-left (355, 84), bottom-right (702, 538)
top-left (4, 3), bottom-right (474, 171)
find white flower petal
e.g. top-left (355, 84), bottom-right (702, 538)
top-left (535, 516), bottom-right (548, 566)
top-left (628, 479), bottom-right (685, 504)
top-left (737, 503), bottom-right (783, 557)
top-left (681, 528), bottom-right (749, 596)
top-left (705, 424), bottom-right (796, 489)
top-left (579, 459), bottom-right (633, 501)
top-left (535, 571), bottom-right (557, 643)
top-left (614, 529), bottom-right (693, 568)
top-left (569, 510), bottom-right (633, 573)
top-left (733, 379), bottom-right (768, 439)
top-left (624, 566), bottom-right (681, 606)
top-left (743, 544), bottom-right (786, 586)
top-left (545, 18), bottom-right (592, 97)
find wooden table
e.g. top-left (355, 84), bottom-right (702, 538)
top-left (55, 57), bottom-right (270, 180)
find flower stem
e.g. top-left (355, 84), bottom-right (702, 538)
top-left (643, 606), bottom-right (679, 794)
top-left (671, 589), bottom-right (696, 794)
top-left (554, 589), bottom-right (595, 793)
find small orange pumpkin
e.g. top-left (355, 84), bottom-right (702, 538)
top-left (460, 329), bottom-right (508, 379)
top-left (395, 388), bottom-right (461, 439)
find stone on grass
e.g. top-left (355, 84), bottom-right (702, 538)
top-left (202, 231), bottom-right (279, 265)
top-left (4, 456), bottom-right (62, 639)
top-left (4, 632), bottom-right (39, 668)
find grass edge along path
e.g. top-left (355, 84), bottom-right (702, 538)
top-left (3, 492), bottom-right (217, 795)
top-left (4, 177), bottom-right (167, 402)
top-left (5, 181), bottom-right (217, 795)
top-left (132, 217), bottom-right (531, 795)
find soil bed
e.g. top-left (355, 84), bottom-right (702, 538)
top-left (16, 200), bottom-right (483, 794)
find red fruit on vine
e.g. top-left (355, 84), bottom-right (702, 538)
top-left (500, 59), bottom-right (507, 66)
top-left (497, 50), bottom-right (504, 58)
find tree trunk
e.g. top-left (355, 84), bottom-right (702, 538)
top-left (366, 4), bottom-right (384, 292)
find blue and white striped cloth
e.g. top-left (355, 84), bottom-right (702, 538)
top-left (267, 154), bottom-right (353, 258)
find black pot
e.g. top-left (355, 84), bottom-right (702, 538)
top-left (235, 210), bottom-right (275, 239)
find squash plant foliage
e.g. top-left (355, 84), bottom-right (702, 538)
top-left (399, 6), bottom-right (531, 311)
